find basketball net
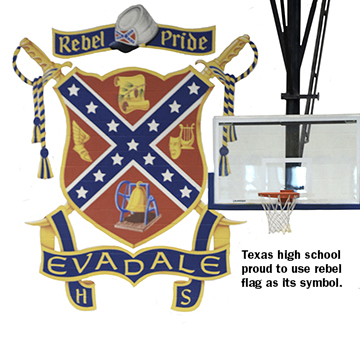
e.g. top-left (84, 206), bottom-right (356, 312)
top-left (259, 191), bottom-right (298, 234)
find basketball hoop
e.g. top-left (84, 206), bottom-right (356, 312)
top-left (258, 190), bottom-right (299, 234)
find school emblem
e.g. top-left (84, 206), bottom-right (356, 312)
top-left (13, 5), bottom-right (258, 311)
top-left (56, 66), bottom-right (212, 247)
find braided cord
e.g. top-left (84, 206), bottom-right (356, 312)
top-left (237, 41), bottom-right (258, 81)
top-left (13, 46), bottom-right (33, 85)
top-left (211, 41), bottom-right (258, 176)
top-left (13, 45), bottom-right (53, 179)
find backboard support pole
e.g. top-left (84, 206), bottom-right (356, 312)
top-left (284, 0), bottom-right (302, 189)
top-left (300, 0), bottom-right (331, 157)
top-left (270, 0), bottom-right (320, 189)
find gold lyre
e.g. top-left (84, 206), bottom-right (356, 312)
top-left (179, 123), bottom-right (195, 149)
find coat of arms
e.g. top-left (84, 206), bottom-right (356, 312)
top-left (13, 5), bottom-right (258, 311)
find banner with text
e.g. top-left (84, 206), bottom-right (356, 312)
top-left (53, 24), bottom-right (215, 58)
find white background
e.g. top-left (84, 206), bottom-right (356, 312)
top-left (2, 1), bottom-right (360, 359)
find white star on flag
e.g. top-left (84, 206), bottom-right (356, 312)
top-left (86, 101), bottom-right (98, 114)
top-left (68, 84), bottom-right (80, 96)
top-left (76, 186), bottom-right (88, 199)
top-left (162, 169), bottom-right (174, 182)
top-left (107, 119), bottom-right (120, 132)
top-left (111, 153), bottom-right (124, 165)
top-left (127, 139), bottom-right (139, 151)
top-left (143, 153), bottom-right (156, 165)
top-left (148, 119), bottom-right (160, 132)
top-left (93, 169), bottom-right (106, 182)
top-left (180, 185), bottom-right (192, 198)
top-left (169, 100), bottom-right (181, 113)
top-left (188, 82), bottom-right (200, 95)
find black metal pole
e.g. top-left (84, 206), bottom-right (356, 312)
top-left (286, 0), bottom-right (301, 116)
top-left (285, 0), bottom-right (301, 189)
top-left (271, 0), bottom-right (324, 190)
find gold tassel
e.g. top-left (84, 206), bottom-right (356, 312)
top-left (38, 147), bottom-right (53, 179)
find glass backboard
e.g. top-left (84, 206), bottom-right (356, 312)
top-left (209, 114), bottom-right (360, 210)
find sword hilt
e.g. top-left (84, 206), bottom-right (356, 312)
top-left (197, 35), bottom-right (250, 79)
top-left (20, 38), bottom-right (72, 83)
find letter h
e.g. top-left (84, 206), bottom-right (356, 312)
top-left (76, 288), bottom-right (87, 305)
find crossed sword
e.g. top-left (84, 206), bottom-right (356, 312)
top-left (20, 36), bottom-right (251, 249)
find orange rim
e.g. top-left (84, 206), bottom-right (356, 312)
top-left (258, 190), bottom-right (299, 203)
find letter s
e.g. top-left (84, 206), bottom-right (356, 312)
top-left (181, 289), bottom-right (192, 306)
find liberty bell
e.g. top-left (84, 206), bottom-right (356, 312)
top-left (125, 181), bottom-right (147, 213)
